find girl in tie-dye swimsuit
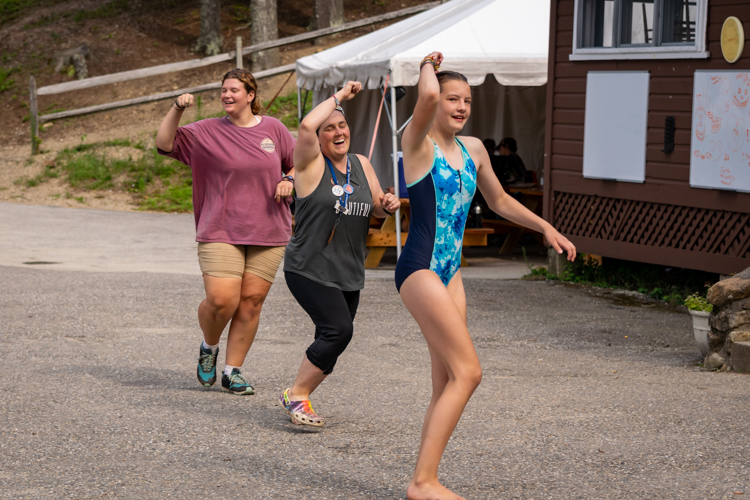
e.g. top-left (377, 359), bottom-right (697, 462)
top-left (395, 137), bottom-right (476, 291)
top-left (397, 53), bottom-right (576, 500)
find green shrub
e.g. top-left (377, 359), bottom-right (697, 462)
top-left (684, 293), bottom-right (713, 313)
top-left (532, 253), bottom-right (717, 307)
top-left (522, 246), bottom-right (552, 279)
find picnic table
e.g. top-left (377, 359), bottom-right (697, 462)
top-left (364, 199), bottom-right (493, 269)
top-left (481, 187), bottom-right (544, 254)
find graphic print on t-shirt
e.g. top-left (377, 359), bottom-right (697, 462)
top-left (260, 138), bottom-right (276, 153)
top-left (329, 177), bottom-right (371, 219)
top-left (345, 201), bottom-right (371, 217)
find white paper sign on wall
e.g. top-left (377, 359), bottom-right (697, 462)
top-left (690, 70), bottom-right (750, 193)
top-left (583, 71), bottom-right (650, 183)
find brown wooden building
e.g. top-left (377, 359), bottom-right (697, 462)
top-left (544, 0), bottom-right (750, 274)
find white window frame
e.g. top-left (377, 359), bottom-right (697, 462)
top-left (570, 0), bottom-right (709, 60)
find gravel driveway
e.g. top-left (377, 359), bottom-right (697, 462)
top-left (1, 202), bottom-right (747, 499)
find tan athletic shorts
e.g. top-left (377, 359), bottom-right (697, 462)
top-left (197, 243), bottom-right (285, 283)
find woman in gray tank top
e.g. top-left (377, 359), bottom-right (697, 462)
top-left (279, 81), bottom-right (401, 427)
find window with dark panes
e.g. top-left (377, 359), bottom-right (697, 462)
top-left (661, 0), bottom-right (697, 44)
top-left (574, 0), bottom-right (704, 56)
top-left (581, 0), bottom-right (615, 47)
top-left (620, 0), bottom-right (654, 45)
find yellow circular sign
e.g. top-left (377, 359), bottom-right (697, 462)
top-left (721, 16), bottom-right (745, 64)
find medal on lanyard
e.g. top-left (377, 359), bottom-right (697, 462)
top-left (326, 156), bottom-right (351, 215)
top-left (326, 156), bottom-right (351, 243)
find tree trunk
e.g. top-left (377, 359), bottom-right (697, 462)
top-left (195, 0), bottom-right (223, 56)
top-left (250, 0), bottom-right (279, 71)
top-left (314, 0), bottom-right (344, 29)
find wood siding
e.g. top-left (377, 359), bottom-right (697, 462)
top-left (544, 0), bottom-right (750, 274)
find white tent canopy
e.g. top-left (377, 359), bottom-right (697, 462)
top-left (296, 0), bottom-right (549, 90)
top-left (295, 0), bottom-right (550, 253)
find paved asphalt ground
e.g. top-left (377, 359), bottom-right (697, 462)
top-left (1, 202), bottom-right (748, 499)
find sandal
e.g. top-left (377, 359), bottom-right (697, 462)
top-left (279, 388), bottom-right (325, 427)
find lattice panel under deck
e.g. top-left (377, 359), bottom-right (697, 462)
top-left (553, 193), bottom-right (750, 258)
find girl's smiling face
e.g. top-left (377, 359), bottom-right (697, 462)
top-left (221, 78), bottom-right (254, 115)
top-left (437, 80), bottom-right (472, 132)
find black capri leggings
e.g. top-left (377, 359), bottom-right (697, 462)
top-left (284, 271), bottom-right (360, 375)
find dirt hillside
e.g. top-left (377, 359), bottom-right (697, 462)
top-left (0, 0), bottom-right (432, 211)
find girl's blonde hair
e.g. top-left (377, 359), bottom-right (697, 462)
top-left (222, 68), bottom-right (262, 115)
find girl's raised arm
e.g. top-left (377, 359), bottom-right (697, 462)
top-left (156, 94), bottom-right (193, 152)
top-left (293, 81), bottom-right (362, 172)
top-left (401, 52), bottom-right (443, 155)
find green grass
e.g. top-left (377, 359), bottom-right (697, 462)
top-left (42, 103), bottom-right (66, 114)
top-left (14, 163), bottom-right (59, 188)
top-left (140, 180), bottom-right (193, 212)
top-left (0, 65), bottom-right (19, 92)
top-left (72, 0), bottom-right (129, 22)
top-left (48, 139), bottom-right (193, 212)
top-left (22, 11), bottom-right (59, 28)
top-left (0, 0), bottom-right (47, 24)
top-left (104, 138), bottom-right (144, 149)
top-left (263, 90), bottom-right (313, 129)
top-left (522, 248), bottom-right (550, 280)
top-left (524, 251), bottom-right (718, 307)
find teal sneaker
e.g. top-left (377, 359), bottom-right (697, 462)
top-left (197, 343), bottom-right (218, 388)
top-left (221, 368), bottom-right (255, 395)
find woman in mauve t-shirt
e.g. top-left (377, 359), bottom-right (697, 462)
top-left (155, 69), bottom-right (295, 396)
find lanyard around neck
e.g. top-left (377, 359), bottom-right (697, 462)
top-left (325, 156), bottom-right (351, 212)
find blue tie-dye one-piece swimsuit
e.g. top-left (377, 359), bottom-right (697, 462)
top-left (395, 138), bottom-right (477, 292)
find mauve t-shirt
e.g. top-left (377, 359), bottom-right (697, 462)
top-left (158, 116), bottom-right (295, 246)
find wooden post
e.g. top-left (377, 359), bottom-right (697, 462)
top-left (29, 75), bottom-right (39, 156)
top-left (236, 36), bottom-right (242, 69)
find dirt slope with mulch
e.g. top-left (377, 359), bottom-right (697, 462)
top-left (0, 0), bottom-right (432, 210)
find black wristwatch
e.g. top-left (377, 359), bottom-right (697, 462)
top-left (281, 175), bottom-right (294, 183)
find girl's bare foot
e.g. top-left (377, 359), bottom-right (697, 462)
top-left (406, 479), bottom-right (466, 500)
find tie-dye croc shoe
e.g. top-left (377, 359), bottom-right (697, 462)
top-left (279, 388), bottom-right (325, 427)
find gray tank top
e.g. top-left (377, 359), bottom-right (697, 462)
top-left (284, 154), bottom-right (373, 291)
